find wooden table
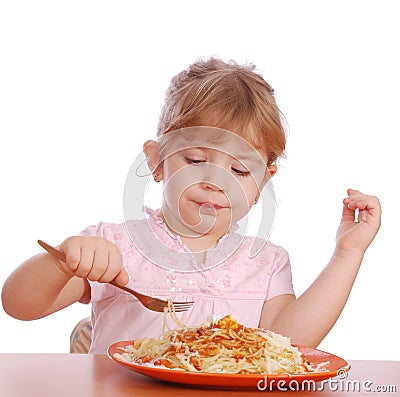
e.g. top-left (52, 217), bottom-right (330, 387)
top-left (0, 354), bottom-right (398, 396)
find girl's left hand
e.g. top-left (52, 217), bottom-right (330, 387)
top-left (335, 188), bottom-right (381, 255)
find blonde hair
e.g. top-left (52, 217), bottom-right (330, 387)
top-left (157, 57), bottom-right (287, 166)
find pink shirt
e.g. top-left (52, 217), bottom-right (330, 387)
top-left (80, 208), bottom-right (294, 354)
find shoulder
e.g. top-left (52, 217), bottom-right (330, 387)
top-left (78, 219), bottom-right (149, 250)
top-left (79, 221), bottom-right (124, 238)
top-left (79, 218), bottom-right (147, 238)
top-left (230, 232), bottom-right (289, 263)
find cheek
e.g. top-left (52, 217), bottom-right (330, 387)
top-left (162, 159), bottom-right (181, 181)
top-left (230, 179), bottom-right (258, 204)
top-left (247, 183), bottom-right (260, 203)
top-left (163, 178), bottom-right (199, 222)
top-left (222, 181), bottom-right (254, 222)
top-left (162, 164), bottom-right (193, 199)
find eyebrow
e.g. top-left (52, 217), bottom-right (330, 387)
top-left (185, 147), bottom-right (265, 165)
top-left (235, 153), bottom-right (264, 162)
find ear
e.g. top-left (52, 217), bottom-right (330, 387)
top-left (267, 164), bottom-right (277, 178)
top-left (258, 164), bottom-right (277, 191)
top-left (143, 140), bottom-right (163, 178)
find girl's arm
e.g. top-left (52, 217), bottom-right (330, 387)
top-left (259, 189), bottom-right (381, 347)
top-left (1, 252), bottom-right (87, 320)
top-left (1, 236), bottom-right (129, 320)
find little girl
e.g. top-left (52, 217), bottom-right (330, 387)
top-left (1, 57), bottom-right (381, 354)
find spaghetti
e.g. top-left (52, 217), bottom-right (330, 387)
top-left (114, 307), bottom-right (328, 374)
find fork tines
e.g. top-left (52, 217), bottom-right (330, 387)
top-left (169, 302), bottom-right (194, 312)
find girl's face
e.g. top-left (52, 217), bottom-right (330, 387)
top-left (145, 127), bottom-right (276, 240)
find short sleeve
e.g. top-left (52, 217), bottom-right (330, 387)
top-left (265, 246), bottom-right (295, 301)
top-left (79, 223), bottom-right (103, 238)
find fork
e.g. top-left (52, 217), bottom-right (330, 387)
top-left (37, 240), bottom-right (194, 313)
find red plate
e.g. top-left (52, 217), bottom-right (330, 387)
top-left (108, 340), bottom-right (350, 389)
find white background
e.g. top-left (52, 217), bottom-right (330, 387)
top-left (1, 1), bottom-right (399, 360)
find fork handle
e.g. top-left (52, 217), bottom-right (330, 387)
top-left (37, 240), bottom-right (131, 295)
top-left (108, 280), bottom-right (140, 298)
top-left (38, 240), bottom-right (66, 262)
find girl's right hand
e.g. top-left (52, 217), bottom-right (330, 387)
top-left (57, 236), bottom-right (129, 286)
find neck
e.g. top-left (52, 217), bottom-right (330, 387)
top-left (180, 233), bottom-right (220, 253)
top-left (157, 209), bottom-right (226, 253)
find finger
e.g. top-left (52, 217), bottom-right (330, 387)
top-left (109, 248), bottom-right (129, 285)
top-left (347, 188), bottom-right (363, 196)
top-left (64, 244), bottom-right (82, 273)
top-left (86, 248), bottom-right (108, 282)
top-left (344, 188), bottom-right (370, 209)
top-left (360, 209), bottom-right (368, 222)
top-left (98, 266), bottom-right (129, 285)
top-left (97, 249), bottom-right (125, 284)
top-left (343, 189), bottom-right (377, 223)
top-left (342, 189), bottom-right (363, 222)
top-left (113, 269), bottom-right (130, 286)
top-left (343, 192), bottom-right (365, 206)
top-left (345, 196), bottom-right (365, 211)
top-left (96, 253), bottom-right (116, 283)
top-left (73, 247), bottom-right (94, 278)
top-left (346, 195), bottom-right (379, 212)
top-left (341, 202), bottom-right (356, 223)
top-left (346, 197), bottom-right (381, 226)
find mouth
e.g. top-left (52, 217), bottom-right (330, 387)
top-left (195, 201), bottom-right (227, 211)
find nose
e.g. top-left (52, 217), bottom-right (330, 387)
top-left (200, 164), bottom-right (230, 192)
top-left (201, 181), bottom-right (224, 192)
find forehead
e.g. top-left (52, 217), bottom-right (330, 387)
top-left (159, 127), bottom-right (267, 165)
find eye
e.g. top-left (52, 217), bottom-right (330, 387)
top-left (232, 167), bottom-right (250, 177)
top-left (184, 156), bottom-right (205, 165)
